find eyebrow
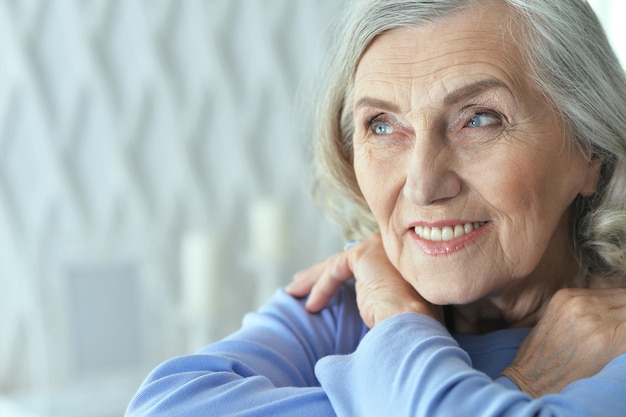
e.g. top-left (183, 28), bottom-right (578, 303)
top-left (443, 79), bottom-right (513, 107)
top-left (353, 79), bottom-right (513, 113)
top-left (353, 97), bottom-right (401, 113)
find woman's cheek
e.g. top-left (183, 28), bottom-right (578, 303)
top-left (359, 167), bottom-right (400, 226)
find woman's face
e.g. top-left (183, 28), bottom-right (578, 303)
top-left (352, 4), bottom-right (600, 306)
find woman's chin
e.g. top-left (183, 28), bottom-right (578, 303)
top-left (415, 282), bottom-right (484, 307)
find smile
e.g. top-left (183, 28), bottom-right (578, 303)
top-left (414, 222), bottom-right (487, 242)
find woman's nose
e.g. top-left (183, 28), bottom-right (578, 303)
top-left (402, 134), bottom-right (461, 206)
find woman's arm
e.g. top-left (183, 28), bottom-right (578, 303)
top-left (316, 312), bottom-right (626, 417)
top-left (125, 285), bottom-right (367, 417)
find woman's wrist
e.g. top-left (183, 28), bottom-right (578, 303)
top-left (501, 366), bottom-right (541, 398)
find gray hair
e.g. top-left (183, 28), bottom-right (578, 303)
top-left (311, 0), bottom-right (626, 281)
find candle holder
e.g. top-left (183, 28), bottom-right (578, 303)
top-left (179, 231), bottom-right (223, 352)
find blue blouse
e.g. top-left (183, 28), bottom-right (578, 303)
top-left (125, 282), bottom-right (626, 416)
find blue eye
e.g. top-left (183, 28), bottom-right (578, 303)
top-left (372, 121), bottom-right (394, 135)
top-left (466, 112), bottom-right (501, 128)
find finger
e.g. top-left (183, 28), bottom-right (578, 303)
top-left (286, 259), bottom-right (329, 297)
top-left (305, 253), bottom-right (355, 312)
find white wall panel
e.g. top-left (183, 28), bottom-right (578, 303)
top-left (0, 1), bottom-right (346, 415)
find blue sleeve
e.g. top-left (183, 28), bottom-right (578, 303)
top-left (315, 312), bottom-right (626, 417)
top-left (125, 284), bottom-right (366, 417)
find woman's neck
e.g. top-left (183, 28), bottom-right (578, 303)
top-left (449, 257), bottom-right (586, 334)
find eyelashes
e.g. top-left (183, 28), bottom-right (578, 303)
top-left (366, 114), bottom-right (396, 136)
top-left (464, 111), bottom-right (503, 128)
top-left (361, 108), bottom-right (506, 138)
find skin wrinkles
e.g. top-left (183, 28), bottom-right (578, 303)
top-left (351, 3), bottom-right (602, 332)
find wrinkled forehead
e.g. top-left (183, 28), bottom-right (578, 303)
top-left (353, 0), bottom-right (516, 66)
top-left (351, 2), bottom-right (537, 109)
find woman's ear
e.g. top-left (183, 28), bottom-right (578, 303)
top-left (580, 156), bottom-right (602, 197)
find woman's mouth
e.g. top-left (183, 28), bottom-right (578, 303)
top-left (414, 222), bottom-right (487, 242)
top-left (410, 221), bottom-right (489, 255)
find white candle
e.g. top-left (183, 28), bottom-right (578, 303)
top-left (180, 231), bottom-right (221, 318)
top-left (248, 198), bottom-right (288, 260)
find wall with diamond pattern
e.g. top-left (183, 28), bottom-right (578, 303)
top-left (0, 1), bottom-right (623, 416)
top-left (0, 1), bottom-right (347, 415)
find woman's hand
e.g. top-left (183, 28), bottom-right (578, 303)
top-left (502, 287), bottom-right (626, 397)
top-left (286, 234), bottom-right (443, 328)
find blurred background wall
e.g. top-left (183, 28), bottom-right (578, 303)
top-left (0, 0), bottom-right (623, 416)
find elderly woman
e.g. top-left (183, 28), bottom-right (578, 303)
top-left (126, 0), bottom-right (626, 416)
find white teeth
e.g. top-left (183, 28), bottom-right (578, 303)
top-left (414, 222), bottom-right (485, 241)
top-left (441, 226), bottom-right (454, 241)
